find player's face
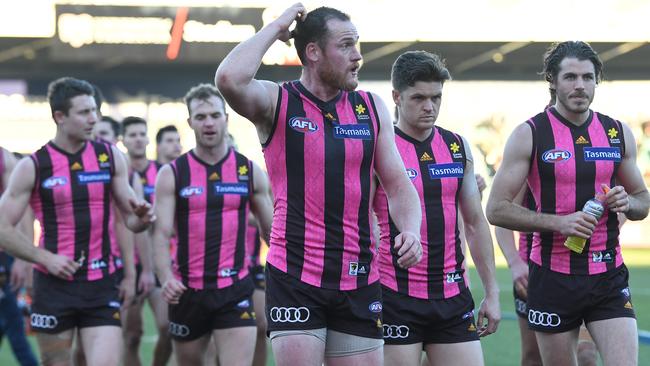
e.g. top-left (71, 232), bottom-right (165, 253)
top-left (123, 123), bottom-right (149, 159)
top-left (394, 81), bottom-right (443, 132)
top-left (188, 96), bottom-right (228, 149)
top-left (93, 121), bottom-right (116, 144)
top-left (317, 19), bottom-right (362, 92)
top-left (157, 131), bottom-right (182, 161)
top-left (552, 57), bottom-right (596, 115)
top-left (57, 95), bottom-right (98, 142)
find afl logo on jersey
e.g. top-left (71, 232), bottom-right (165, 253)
top-left (42, 176), bottom-right (68, 189)
top-left (179, 186), bottom-right (204, 198)
top-left (542, 149), bottom-right (572, 163)
top-left (289, 117), bottom-right (318, 133)
top-left (406, 168), bottom-right (418, 180)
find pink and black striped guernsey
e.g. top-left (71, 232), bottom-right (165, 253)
top-left (526, 107), bottom-right (624, 275)
top-left (137, 160), bottom-right (161, 204)
top-left (375, 126), bottom-right (467, 299)
top-left (170, 148), bottom-right (252, 290)
top-left (30, 141), bottom-right (116, 281)
top-left (264, 81), bottom-right (380, 290)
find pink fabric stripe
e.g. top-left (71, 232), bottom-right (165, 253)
top-left (81, 144), bottom-right (106, 280)
top-left (265, 89), bottom-right (289, 272)
top-left (300, 96), bottom-right (326, 286)
top-left (549, 113), bottom-right (576, 273)
top-left (47, 145), bottom-right (76, 265)
top-left (587, 116), bottom-right (616, 274)
top-left (432, 130), bottom-right (461, 298)
top-left (217, 151), bottom-right (238, 289)
top-left (360, 92), bottom-right (380, 285)
top-left (146, 161), bottom-right (158, 203)
top-left (339, 92), bottom-right (365, 290)
top-left (187, 153), bottom-right (206, 289)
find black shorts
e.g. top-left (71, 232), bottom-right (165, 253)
top-left (381, 286), bottom-right (479, 345)
top-left (265, 265), bottom-right (383, 339)
top-left (250, 265), bottom-right (265, 290)
top-left (30, 271), bottom-right (122, 334)
top-left (513, 285), bottom-right (528, 319)
top-left (168, 276), bottom-right (256, 342)
top-left (527, 263), bottom-right (635, 333)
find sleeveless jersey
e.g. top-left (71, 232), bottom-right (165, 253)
top-left (526, 107), bottom-right (624, 274)
top-left (171, 148), bottom-right (252, 289)
top-left (375, 126), bottom-right (467, 299)
top-left (263, 81), bottom-right (380, 290)
top-left (30, 141), bottom-right (116, 281)
top-left (137, 160), bottom-right (161, 204)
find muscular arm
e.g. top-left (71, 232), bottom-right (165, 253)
top-left (0, 157), bottom-right (78, 277)
top-left (110, 146), bottom-right (154, 233)
top-left (249, 162), bottom-right (273, 244)
top-left (607, 122), bottom-right (650, 220)
top-left (152, 165), bottom-right (176, 285)
top-left (215, 4), bottom-right (305, 141)
top-left (373, 93), bottom-right (422, 267)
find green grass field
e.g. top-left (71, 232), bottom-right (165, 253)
top-left (2, 248), bottom-right (650, 365)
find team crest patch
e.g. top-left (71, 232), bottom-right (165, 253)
top-left (289, 117), bottom-right (318, 133)
top-left (348, 262), bottom-right (369, 276)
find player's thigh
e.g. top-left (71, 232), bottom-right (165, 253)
top-left (425, 341), bottom-right (484, 366)
top-left (212, 326), bottom-right (257, 366)
top-left (271, 331), bottom-right (326, 366)
top-left (79, 325), bottom-right (123, 366)
top-left (252, 288), bottom-right (267, 331)
top-left (36, 330), bottom-right (74, 366)
top-left (147, 288), bottom-right (169, 331)
top-left (383, 343), bottom-right (421, 366)
top-left (586, 317), bottom-right (637, 366)
top-left (174, 334), bottom-right (211, 365)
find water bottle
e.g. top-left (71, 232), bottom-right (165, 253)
top-left (563, 198), bottom-right (604, 254)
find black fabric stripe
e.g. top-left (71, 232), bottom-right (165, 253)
top-left (321, 98), bottom-right (346, 287)
top-left (568, 125), bottom-right (595, 274)
top-left (261, 84), bottom-right (284, 148)
top-left (417, 132), bottom-right (444, 299)
top-left (532, 113), bottom-right (556, 268)
top-left (283, 84), bottom-right (307, 279)
top-left (174, 155), bottom-right (191, 286)
top-left (598, 114), bottom-right (622, 271)
top-left (204, 161), bottom-right (222, 287)
top-left (232, 152), bottom-right (251, 282)
top-left (350, 92), bottom-right (374, 288)
top-left (69, 148), bottom-right (91, 280)
top-left (524, 189), bottom-right (536, 260)
top-left (34, 148), bottom-right (58, 254)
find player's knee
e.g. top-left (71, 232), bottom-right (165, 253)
top-left (40, 346), bottom-right (72, 366)
top-left (124, 329), bottom-right (143, 350)
top-left (577, 341), bottom-right (598, 366)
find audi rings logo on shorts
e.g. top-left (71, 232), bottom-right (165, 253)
top-left (382, 324), bottom-right (409, 339)
top-left (168, 322), bottom-right (191, 337)
top-left (528, 310), bottom-right (561, 327)
top-left (269, 307), bottom-right (310, 323)
top-left (30, 314), bottom-right (58, 329)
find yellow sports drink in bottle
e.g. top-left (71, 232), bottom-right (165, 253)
top-left (563, 198), bottom-right (604, 253)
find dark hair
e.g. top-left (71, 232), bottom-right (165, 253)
top-left (47, 77), bottom-right (94, 118)
top-left (391, 51), bottom-right (451, 92)
top-left (542, 41), bottom-right (604, 84)
top-left (156, 125), bottom-right (179, 144)
top-left (91, 83), bottom-right (104, 111)
top-left (183, 83), bottom-right (226, 115)
top-left (293, 7), bottom-right (350, 65)
top-left (122, 116), bottom-right (147, 135)
top-left (101, 116), bottom-right (121, 138)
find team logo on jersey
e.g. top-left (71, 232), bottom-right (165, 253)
top-left (355, 104), bottom-right (370, 120)
top-left (450, 142), bottom-right (463, 159)
top-left (591, 248), bottom-right (615, 263)
top-left (70, 162), bottom-right (83, 171)
top-left (179, 186), bottom-right (204, 198)
top-left (575, 136), bottom-right (589, 144)
top-left (90, 259), bottom-right (108, 270)
top-left (237, 299), bottom-right (250, 308)
top-left (219, 268), bottom-right (239, 277)
top-left (42, 176), bottom-right (68, 189)
top-left (333, 124), bottom-right (372, 140)
top-left (420, 152), bottom-right (433, 161)
top-left (621, 287), bottom-right (631, 298)
top-left (348, 262), bottom-right (369, 276)
top-left (428, 163), bottom-right (464, 179)
top-left (406, 168), bottom-right (418, 180)
top-left (289, 117), bottom-right (318, 133)
top-left (446, 271), bottom-right (464, 283)
top-left (98, 153), bottom-right (111, 168)
top-left (583, 147), bottom-right (621, 162)
top-left (607, 128), bottom-right (618, 139)
top-left (541, 149), bottom-right (571, 163)
top-left (214, 183), bottom-right (249, 196)
top-left (77, 171), bottom-right (111, 184)
top-left (208, 172), bottom-right (220, 181)
top-left (143, 185), bottom-right (155, 196)
top-left (238, 165), bottom-right (249, 180)
top-left (368, 301), bottom-right (382, 313)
